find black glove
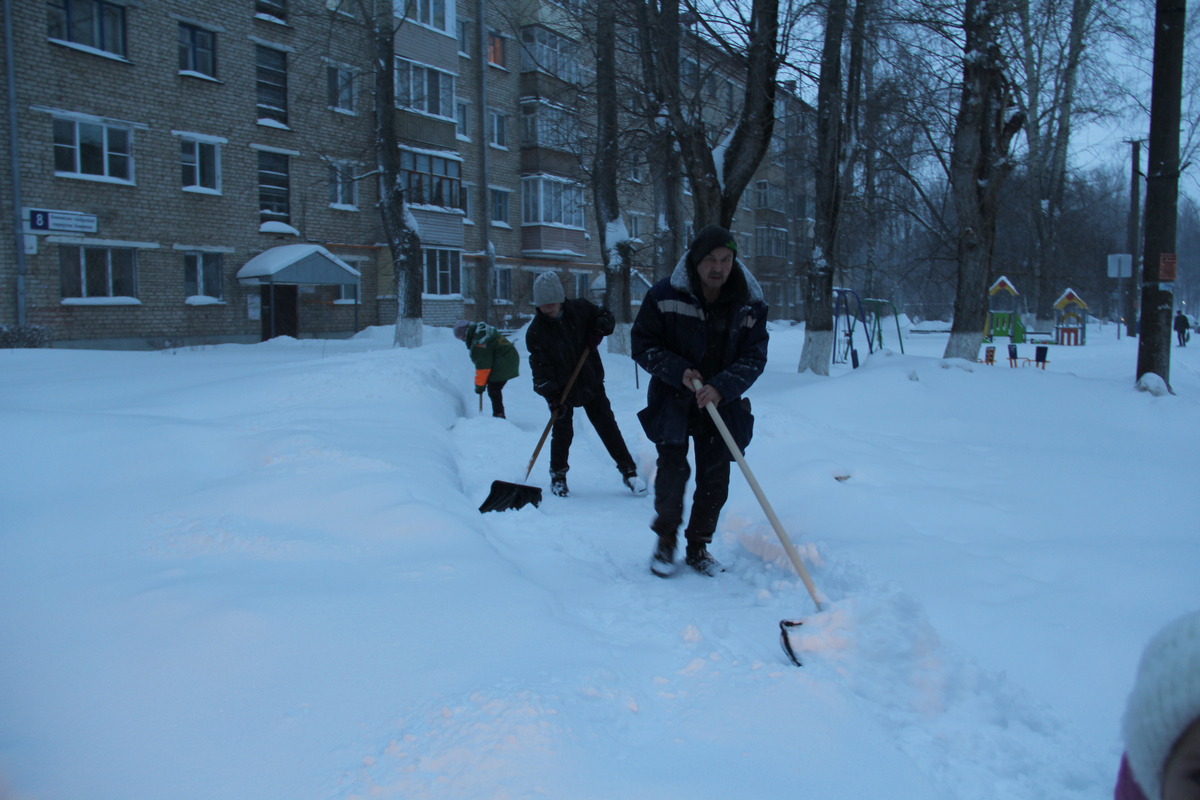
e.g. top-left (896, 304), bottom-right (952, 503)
top-left (475, 384), bottom-right (486, 395)
top-left (548, 398), bottom-right (562, 414)
top-left (587, 330), bottom-right (603, 352)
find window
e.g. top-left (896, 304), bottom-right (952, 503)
top-left (547, 0), bottom-right (582, 11)
top-left (522, 177), bottom-right (584, 228)
top-left (329, 162), bottom-right (357, 208)
top-left (399, 149), bottom-right (461, 207)
top-left (256, 46), bottom-right (288, 125)
top-left (629, 152), bottom-right (643, 182)
top-left (487, 31), bottom-right (506, 67)
top-left (258, 151), bottom-right (290, 223)
top-left (521, 27), bottom-right (581, 84)
top-left (53, 117), bottom-right (132, 181)
top-left (493, 267), bottom-right (512, 302)
top-left (457, 18), bottom-right (471, 54)
top-left (681, 57), bottom-right (699, 86)
top-left (488, 109), bottom-right (508, 148)
top-left (183, 252), bottom-right (222, 299)
top-left (405, 0), bottom-right (447, 32)
top-left (256, 0), bottom-right (286, 21)
top-left (491, 189), bottom-right (510, 224)
top-left (337, 283), bottom-right (358, 302)
top-left (574, 272), bottom-right (589, 298)
top-left (395, 58), bottom-right (455, 120)
top-left (178, 23), bottom-right (216, 77)
top-left (460, 184), bottom-right (473, 221)
top-left (181, 137), bottom-right (220, 192)
top-left (423, 248), bottom-right (461, 295)
top-left (59, 245), bottom-right (136, 298)
top-left (327, 65), bottom-right (355, 112)
top-left (455, 101), bottom-right (469, 138)
top-left (627, 212), bottom-right (641, 240)
top-left (755, 180), bottom-right (785, 211)
top-left (755, 225), bottom-right (788, 257)
top-left (521, 102), bottom-right (576, 151)
top-left (48, 0), bottom-right (125, 56)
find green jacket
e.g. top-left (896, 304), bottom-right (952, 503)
top-left (464, 322), bottom-right (520, 392)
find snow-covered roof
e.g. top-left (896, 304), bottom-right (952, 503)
top-left (236, 244), bottom-right (360, 286)
top-left (1054, 288), bottom-right (1088, 310)
top-left (989, 276), bottom-right (1019, 296)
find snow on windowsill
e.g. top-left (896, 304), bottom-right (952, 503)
top-left (260, 221), bottom-right (300, 235)
top-left (256, 118), bottom-right (291, 130)
top-left (55, 171), bottom-right (136, 187)
top-left (491, 221), bottom-right (512, 230)
top-left (328, 106), bottom-right (356, 116)
top-left (62, 297), bottom-right (141, 306)
top-left (178, 70), bottom-right (222, 83)
top-left (183, 186), bottom-right (222, 196)
top-left (329, 203), bottom-right (359, 212)
top-left (47, 38), bottom-right (131, 63)
top-left (333, 299), bottom-right (360, 305)
top-left (254, 12), bottom-right (288, 25)
top-left (185, 296), bottom-right (225, 306)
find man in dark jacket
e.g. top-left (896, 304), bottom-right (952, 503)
top-left (631, 225), bottom-right (768, 577)
top-left (525, 271), bottom-right (645, 498)
top-left (454, 319), bottom-right (520, 418)
top-left (1175, 310), bottom-right (1190, 347)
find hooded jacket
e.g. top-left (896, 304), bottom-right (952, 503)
top-left (464, 322), bottom-right (520, 390)
top-left (631, 254), bottom-right (768, 452)
top-left (525, 298), bottom-right (614, 407)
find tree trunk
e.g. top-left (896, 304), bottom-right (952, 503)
top-left (1136, 0), bottom-right (1186, 386)
top-left (944, 0), bottom-right (1025, 361)
top-left (371, 12), bottom-right (422, 348)
top-left (797, 0), bottom-right (847, 376)
top-left (635, 0), bottom-right (682, 280)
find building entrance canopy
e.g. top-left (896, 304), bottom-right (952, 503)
top-left (236, 244), bottom-right (360, 286)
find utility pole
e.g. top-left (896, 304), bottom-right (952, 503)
top-left (1125, 139), bottom-right (1142, 338)
top-left (1136, 0), bottom-right (1186, 386)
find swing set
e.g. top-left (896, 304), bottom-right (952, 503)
top-left (832, 288), bottom-right (905, 367)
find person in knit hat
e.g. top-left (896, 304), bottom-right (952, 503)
top-left (631, 225), bottom-right (768, 577)
top-left (524, 271), bottom-right (645, 498)
top-left (1115, 609), bottom-right (1200, 800)
top-left (454, 319), bottom-right (519, 418)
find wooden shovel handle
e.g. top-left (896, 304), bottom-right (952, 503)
top-left (523, 348), bottom-right (591, 482)
top-left (692, 379), bottom-right (823, 612)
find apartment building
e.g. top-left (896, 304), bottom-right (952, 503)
top-left (0, 0), bottom-right (813, 348)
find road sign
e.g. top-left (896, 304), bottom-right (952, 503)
top-left (1107, 254), bottom-right (1132, 278)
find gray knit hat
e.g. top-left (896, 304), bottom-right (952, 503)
top-left (532, 271), bottom-right (565, 307)
top-left (452, 319), bottom-right (470, 340)
top-left (1123, 609), bottom-right (1200, 800)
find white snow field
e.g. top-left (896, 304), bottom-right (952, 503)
top-left (1, 319), bottom-right (1197, 800)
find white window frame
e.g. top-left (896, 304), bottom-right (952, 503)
top-left (59, 244), bottom-right (138, 299)
top-left (520, 26), bottom-right (581, 84)
top-left (422, 247), bottom-right (462, 296)
top-left (457, 18), bottom-right (471, 55)
top-left (490, 188), bottom-right (511, 226)
top-left (255, 45), bottom-right (288, 126)
top-left (627, 212), bottom-right (641, 241)
top-left (488, 109), bottom-right (508, 148)
top-left (521, 175), bottom-right (585, 229)
top-left (178, 22), bottom-right (217, 78)
top-left (183, 251), bottom-right (223, 300)
top-left (520, 100), bottom-right (576, 151)
top-left (455, 101), bottom-right (470, 139)
top-left (326, 63), bottom-right (356, 114)
top-left (257, 149), bottom-right (290, 224)
top-left (48, 0), bottom-right (126, 58)
top-left (395, 58), bottom-right (456, 121)
top-left (403, 0), bottom-right (451, 32)
top-left (175, 132), bottom-right (223, 194)
top-left (52, 116), bottom-right (134, 184)
top-left (328, 161), bottom-right (359, 209)
top-left (493, 266), bottom-right (513, 303)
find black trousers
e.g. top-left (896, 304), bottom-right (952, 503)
top-left (651, 422), bottom-right (731, 546)
top-left (1179, 330), bottom-right (1189, 346)
top-left (486, 381), bottom-right (506, 417)
top-left (549, 392), bottom-right (636, 477)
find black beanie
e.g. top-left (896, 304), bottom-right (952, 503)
top-left (687, 225), bottom-right (738, 269)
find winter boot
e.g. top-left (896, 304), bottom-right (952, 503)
top-left (685, 543), bottom-right (723, 576)
top-left (650, 535), bottom-right (677, 578)
top-left (622, 472), bottom-right (647, 495)
top-left (550, 471), bottom-right (569, 498)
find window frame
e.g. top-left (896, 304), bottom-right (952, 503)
top-left (255, 45), bottom-right (288, 126)
top-left (521, 176), bottom-right (585, 229)
top-left (47, 0), bottom-right (126, 57)
top-left (487, 31), bottom-right (506, 67)
top-left (490, 188), bottom-right (510, 225)
top-left (59, 244), bottom-right (137, 299)
top-left (394, 58), bottom-right (456, 121)
top-left (178, 22), bottom-right (217, 78)
top-left (520, 26), bottom-right (581, 84)
top-left (328, 161), bottom-right (358, 209)
top-left (405, 0), bottom-right (449, 33)
top-left (493, 266), bottom-right (512, 302)
top-left (183, 251), bottom-right (223, 300)
top-left (256, 0), bottom-right (286, 22)
top-left (422, 248), bottom-right (462, 296)
top-left (180, 136), bottom-right (221, 194)
top-left (399, 148), bottom-right (462, 209)
top-left (53, 117), bottom-right (134, 183)
top-left (326, 64), bottom-right (356, 113)
top-left (488, 109), bottom-right (508, 148)
top-left (257, 150), bottom-right (290, 224)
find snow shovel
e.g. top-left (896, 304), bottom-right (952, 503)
top-left (479, 349), bottom-right (591, 513)
top-left (691, 379), bottom-right (823, 665)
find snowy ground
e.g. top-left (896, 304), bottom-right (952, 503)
top-left (1, 319), bottom-right (1197, 800)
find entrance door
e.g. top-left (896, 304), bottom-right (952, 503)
top-left (260, 284), bottom-right (299, 340)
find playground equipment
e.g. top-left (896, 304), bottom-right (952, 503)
top-left (985, 276), bottom-right (1026, 343)
top-left (1053, 289), bottom-right (1088, 345)
top-left (832, 288), bottom-right (873, 367)
top-left (864, 298), bottom-right (905, 354)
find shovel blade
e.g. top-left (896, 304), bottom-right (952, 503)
top-left (779, 619), bottom-right (804, 667)
top-left (479, 480), bottom-right (543, 513)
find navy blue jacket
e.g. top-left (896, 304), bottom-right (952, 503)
top-left (631, 255), bottom-right (768, 453)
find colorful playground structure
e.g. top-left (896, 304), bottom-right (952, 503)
top-left (1053, 289), bottom-right (1088, 346)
